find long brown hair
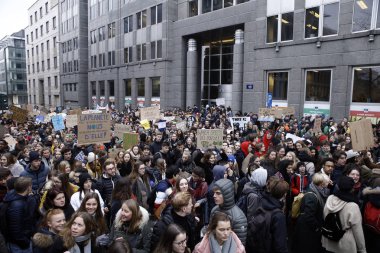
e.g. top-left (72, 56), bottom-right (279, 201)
top-left (206, 211), bottom-right (231, 235)
top-left (129, 161), bottom-right (150, 190)
top-left (120, 199), bottom-right (142, 233)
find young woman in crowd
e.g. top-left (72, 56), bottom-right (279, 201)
top-left (129, 145), bottom-right (141, 162)
top-left (193, 211), bottom-right (245, 253)
top-left (153, 224), bottom-right (191, 253)
top-left (32, 209), bottom-right (66, 253)
top-left (110, 177), bottom-right (135, 224)
top-left (76, 192), bottom-right (108, 236)
top-left (109, 199), bottom-right (153, 253)
top-left (70, 172), bottom-right (104, 211)
top-left (1, 152), bottom-right (24, 176)
top-left (41, 187), bottom-right (75, 221)
top-left (49, 212), bottom-right (98, 253)
top-left (117, 152), bottom-right (134, 177)
top-left (129, 161), bottom-right (151, 209)
top-left (291, 162), bottom-right (311, 197)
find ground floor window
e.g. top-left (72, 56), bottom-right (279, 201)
top-left (352, 66), bottom-right (380, 103)
top-left (305, 69), bottom-right (331, 102)
top-left (267, 72), bottom-right (288, 101)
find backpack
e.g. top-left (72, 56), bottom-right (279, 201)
top-left (291, 192), bottom-right (317, 219)
top-left (363, 201), bottom-right (380, 235)
top-left (0, 202), bottom-right (10, 241)
top-left (246, 206), bottom-right (282, 253)
top-left (236, 188), bottom-right (257, 216)
top-left (321, 211), bottom-right (346, 241)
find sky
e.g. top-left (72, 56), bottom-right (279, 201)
top-left (0, 0), bottom-right (37, 39)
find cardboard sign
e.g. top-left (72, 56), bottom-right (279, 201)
top-left (10, 105), bottom-right (28, 123)
top-left (66, 115), bottom-right (78, 128)
top-left (108, 148), bottom-right (125, 159)
top-left (36, 115), bottom-right (44, 124)
top-left (0, 125), bottom-right (8, 138)
top-left (229, 117), bottom-right (251, 130)
top-left (350, 119), bottom-right (374, 151)
top-left (259, 107), bottom-right (295, 119)
top-left (69, 108), bottom-right (82, 115)
top-left (313, 118), bottom-right (322, 133)
top-left (123, 133), bottom-right (139, 150)
top-left (176, 121), bottom-right (188, 131)
top-left (141, 120), bottom-right (150, 130)
top-left (52, 115), bottom-right (65, 131)
top-left (74, 151), bottom-right (85, 163)
top-left (216, 98), bottom-right (225, 106)
top-left (285, 133), bottom-right (305, 143)
top-left (140, 106), bottom-right (160, 121)
top-left (4, 136), bottom-right (17, 150)
top-left (114, 124), bottom-right (131, 139)
top-left (78, 113), bottom-right (111, 145)
top-left (196, 129), bottom-right (224, 149)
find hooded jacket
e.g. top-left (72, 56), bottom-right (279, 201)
top-left (95, 173), bottom-right (121, 206)
top-left (109, 206), bottom-right (152, 253)
top-left (211, 179), bottom-right (248, 245)
top-left (32, 228), bottom-right (57, 253)
top-left (20, 162), bottom-right (49, 192)
top-left (206, 165), bottom-right (226, 219)
top-left (321, 195), bottom-right (366, 253)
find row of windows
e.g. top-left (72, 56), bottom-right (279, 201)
top-left (64, 83), bottom-right (77, 92)
top-left (62, 60), bottom-right (79, 73)
top-left (30, 2), bottom-right (49, 25)
top-left (267, 66), bottom-right (380, 104)
top-left (90, 51), bottom-right (115, 68)
top-left (27, 38), bottom-right (57, 61)
top-left (189, 0), bottom-right (249, 17)
top-left (28, 57), bottom-right (58, 74)
top-left (28, 76), bottom-right (59, 92)
top-left (27, 17), bottom-right (57, 44)
top-left (61, 16), bottom-right (79, 35)
top-left (266, 0), bottom-right (380, 43)
top-left (90, 0), bottom-right (114, 20)
top-left (62, 38), bottom-right (79, 53)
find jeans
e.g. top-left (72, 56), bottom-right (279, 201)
top-left (7, 242), bottom-right (32, 253)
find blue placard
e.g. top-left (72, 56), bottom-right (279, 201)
top-left (52, 115), bottom-right (65, 131)
top-left (267, 92), bottom-right (273, 108)
top-left (246, 83), bottom-right (253, 90)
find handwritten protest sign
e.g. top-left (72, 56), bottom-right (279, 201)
top-left (52, 115), bottom-right (65, 131)
top-left (78, 113), bottom-right (111, 145)
top-left (123, 133), bottom-right (139, 150)
top-left (65, 115), bottom-right (78, 128)
top-left (176, 121), bottom-right (188, 131)
top-left (140, 106), bottom-right (160, 121)
top-left (0, 125), bottom-right (8, 138)
top-left (259, 107), bottom-right (295, 119)
top-left (196, 129), bottom-right (223, 149)
top-left (216, 98), bottom-right (225, 106)
top-left (114, 124), bottom-right (131, 139)
top-left (69, 108), bottom-right (82, 115)
top-left (350, 119), bottom-right (374, 151)
top-left (10, 105), bottom-right (28, 123)
top-left (4, 136), bottom-right (17, 150)
top-left (229, 117), bottom-right (251, 130)
top-left (313, 118), bottom-right (322, 133)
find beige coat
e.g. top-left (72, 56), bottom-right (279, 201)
top-left (321, 195), bottom-right (366, 253)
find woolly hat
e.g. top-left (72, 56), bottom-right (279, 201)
top-left (79, 173), bottom-right (92, 189)
top-left (227, 155), bottom-right (235, 163)
top-left (29, 151), bottom-right (41, 162)
top-left (250, 167), bottom-right (268, 187)
top-left (337, 176), bottom-right (355, 192)
top-left (87, 152), bottom-right (97, 163)
top-left (346, 150), bottom-right (360, 160)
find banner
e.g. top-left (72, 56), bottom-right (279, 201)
top-left (78, 113), bottom-right (111, 145)
top-left (74, 151), bottom-right (85, 163)
top-left (10, 105), bottom-right (28, 123)
top-left (259, 107), bottom-right (295, 119)
top-left (140, 106), bottom-right (160, 121)
top-left (196, 129), bottom-right (224, 149)
top-left (350, 119), bottom-right (374, 151)
top-left (52, 115), bottom-right (65, 131)
top-left (114, 124), bottom-right (131, 139)
top-left (65, 115), bottom-right (78, 128)
top-left (229, 117), bottom-right (251, 130)
top-left (123, 133), bottom-right (139, 150)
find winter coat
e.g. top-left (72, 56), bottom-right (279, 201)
top-left (211, 179), bottom-right (248, 245)
top-left (151, 206), bottom-right (197, 251)
top-left (95, 174), bottom-right (121, 206)
top-left (3, 190), bottom-right (33, 249)
top-left (48, 234), bottom-right (98, 253)
top-left (109, 206), bottom-right (153, 253)
top-left (176, 158), bottom-right (196, 174)
top-left (70, 189), bottom-right (104, 211)
top-left (242, 182), bottom-right (264, 219)
top-left (321, 195), bottom-right (367, 253)
top-left (189, 178), bottom-right (208, 201)
top-left (193, 231), bottom-right (246, 253)
top-left (154, 179), bottom-right (173, 208)
top-left (290, 173), bottom-right (310, 196)
top-left (206, 165), bottom-right (226, 220)
top-left (32, 228), bottom-right (58, 253)
top-left (20, 163), bottom-right (49, 192)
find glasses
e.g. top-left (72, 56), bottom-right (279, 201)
top-left (173, 238), bottom-right (187, 246)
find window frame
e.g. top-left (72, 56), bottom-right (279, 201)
top-left (351, 0), bottom-right (380, 33)
top-left (304, 69), bottom-right (333, 103)
top-left (266, 71), bottom-right (289, 102)
top-left (351, 66), bottom-right (380, 104)
top-left (266, 12), bottom-right (294, 43)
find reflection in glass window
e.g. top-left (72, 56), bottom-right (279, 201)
top-left (224, 0), bottom-right (233, 8)
top-left (137, 79), bottom-right (145, 97)
top-left (213, 0), bottom-right (222, 11)
top-left (152, 77), bottom-right (160, 97)
top-left (267, 15), bottom-right (278, 43)
top-left (352, 67), bottom-right (380, 103)
top-left (124, 79), bottom-right (131, 96)
top-left (189, 0), bottom-right (198, 17)
top-left (203, 0), bottom-right (211, 13)
top-left (305, 70), bottom-right (331, 102)
top-left (353, 0), bottom-right (373, 32)
top-left (268, 72), bottom-right (288, 100)
top-left (323, 3), bottom-right (339, 36)
top-left (377, 1), bottom-right (380, 28)
top-left (305, 7), bottom-right (319, 38)
top-left (281, 12), bottom-right (294, 41)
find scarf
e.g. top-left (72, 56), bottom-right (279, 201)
top-left (69, 233), bottom-right (92, 253)
top-left (309, 183), bottom-right (328, 207)
top-left (209, 233), bottom-right (237, 253)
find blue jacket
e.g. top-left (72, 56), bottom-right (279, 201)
top-left (3, 190), bottom-right (33, 248)
top-left (20, 163), bottom-right (49, 192)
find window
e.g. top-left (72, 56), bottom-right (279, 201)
top-left (91, 81), bottom-right (96, 96)
top-left (41, 43), bottom-right (44, 54)
top-left (35, 11), bottom-right (37, 22)
top-left (31, 32), bottom-right (34, 42)
top-left (108, 22), bottom-right (115, 38)
top-left (47, 59), bottom-right (50, 70)
top-left (46, 21), bottom-right (49, 33)
top-left (124, 15), bottom-right (133, 33)
top-left (136, 44), bottom-right (147, 61)
top-left (46, 40), bottom-right (50, 51)
top-left (98, 0), bottom-right (105, 15)
top-left (90, 0), bottom-right (97, 20)
top-left (151, 40), bottom-right (162, 59)
top-left (98, 27), bottom-right (105, 41)
top-left (35, 28), bottom-right (38, 39)
top-left (124, 79), bottom-right (132, 96)
top-left (42, 61), bottom-right (45, 71)
top-left (189, 0), bottom-right (198, 17)
top-left (54, 57), bottom-right (57, 68)
top-left (53, 17), bottom-right (56, 29)
top-left (305, 1), bottom-right (339, 38)
top-left (305, 70), bottom-right (331, 102)
top-left (266, 0), bottom-right (294, 43)
top-left (45, 2), bottom-right (49, 13)
top-left (99, 81), bottom-right (105, 96)
top-left (30, 15), bottom-right (33, 25)
top-left (53, 36), bottom-right (56, 47)
top-left (54, 76), bottom-right (58, 88)
top-left (108, 51), bottom-right (116, 66)
top-left (352, 0), bottom-right (380, 32)
top-left (109, 80), bottom-right (115, 96)
top-left (28, 65), bottom-right (30, 74)
top-left (151, 4), bottom-right (162, 25)
top-left (37, 62), bottom-right (40, 72)
top-left (26, 35), bottom-right (29, 44)
top-left (352, 66), bottom-right (380, 103)
top-left (36, 45), bottom-right (39, 55)
top-left (40, 25), bottom-right (43, 37)
top-left (124, 47), bottom-right (132, 63)
top-left (108, 0), bottom-right (113, 11)
top-left (267, 72), bottom-right (288, 100)
top-left (137, 78), bottom-right (145, 97)
top-left (202, 0), bottom-right (234, 13)
top-left (32, 64), bottom-right (35, 73)
top-left (90, 30), bottom-right (97, 44)
top-left (73, 37), bottom-right (78, 49)
top-left (137, 10), bottom-right (147, 29)
top-left (40, 7), bottom-right (43, 18)
top-left (152, 77), bottom-right (160, 97)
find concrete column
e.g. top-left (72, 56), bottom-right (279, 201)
top-left (186, 38), bottom-right (199, 107)
top-left (232, 29), bottom-right (244, 112)
top-left (145, 77), bottom-right (152, 107)
top-left (118, 77), bottom-right (125, 111)
top-left (131, 78), bottom-right (137, 108)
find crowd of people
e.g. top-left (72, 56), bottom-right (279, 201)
top-left (0, 104), bottom-right (379, 253)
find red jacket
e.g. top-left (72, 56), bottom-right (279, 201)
top-left (291, 174), bottom-right (310, 196)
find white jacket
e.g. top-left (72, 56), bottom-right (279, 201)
top-left (70, 189), bottom-right (105, 212)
